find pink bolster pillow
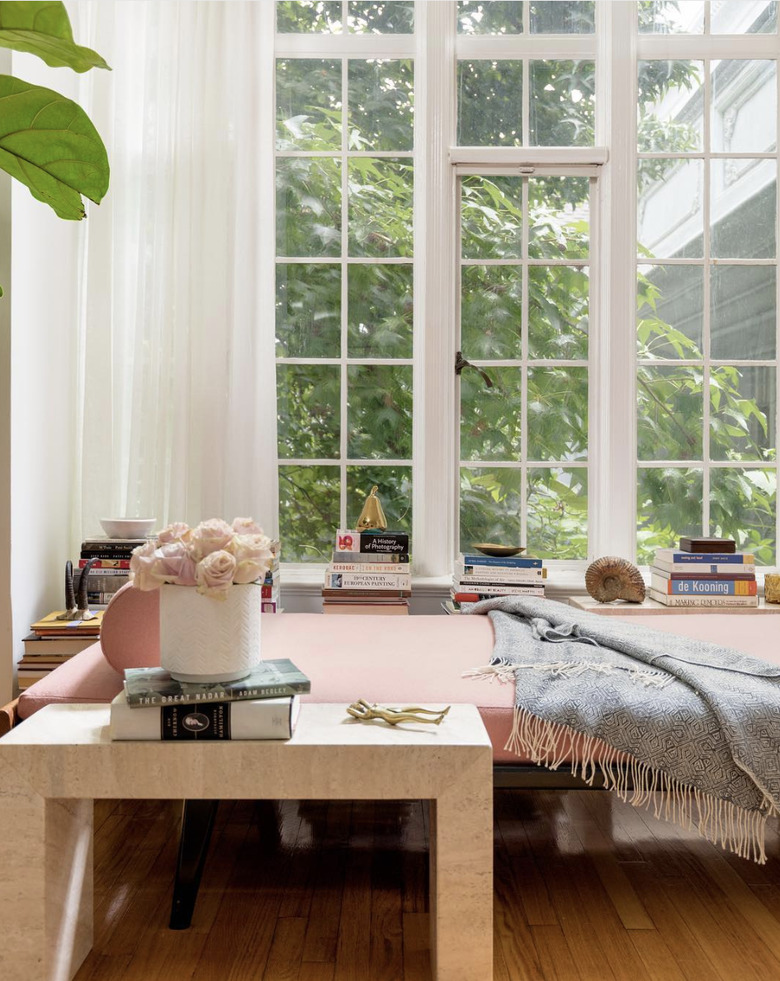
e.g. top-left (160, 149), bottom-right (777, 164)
top-left (100, 582), bottom-right (161, 671)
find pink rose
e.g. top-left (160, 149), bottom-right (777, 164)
top-left (232, 533), bottom-right (273, 584)
top-left (196, 549), bottom-right (237, 598)
top-left (157, 522), bottom-right (191, 545)
top-left (232, 517), bottom-right (265, 536)
top-left (189, 519), bottom-right (234, 560)
top-left (129, 541), bottom-right (165, 591)
top-left (154, 542), bottom-right (198, 586)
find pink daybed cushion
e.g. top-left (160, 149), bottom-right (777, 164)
top-left (99, 582), bottom-right (160, 672)
top-left (17, 600), bottom-right (780, 766)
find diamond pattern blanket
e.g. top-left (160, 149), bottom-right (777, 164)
top-left (464, 595), bottom-right (780, 862)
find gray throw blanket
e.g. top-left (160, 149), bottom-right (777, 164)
top-left (464, 595), bottom-right (780, 862)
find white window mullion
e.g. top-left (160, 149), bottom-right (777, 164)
top-left (413, 0), bottom-right (458, 576)
top-left (597, 0), bottom-right (637, 560)
top-left (340, 53), bottom-right (349, 530)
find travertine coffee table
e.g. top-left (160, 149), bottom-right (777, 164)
top-left (0, 702), bottom-right (492, 981)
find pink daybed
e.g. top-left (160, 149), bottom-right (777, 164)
top-left (7, 583), bottom-right (780, 928)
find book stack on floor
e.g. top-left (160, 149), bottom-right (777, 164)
top-left (110, 659), bottom-right (310, 740)
top-left (447, 552), bottom-right (547, 612)
top-left (18, 610), bottom-right (104, 689)
top-left (75, 535), bottom-right (150, 607)
top-left (648, 537), bottom-right (757, 609)
top-left (261, 539), bottom-right (282, 612)
top-left (322, 529), bottom-right (411, 615)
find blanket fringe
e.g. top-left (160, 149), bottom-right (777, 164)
top-left (506, 707), bottom-right (774, 864)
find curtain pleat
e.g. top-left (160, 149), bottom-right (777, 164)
top-left (70, 1), bottom-right (279, 540)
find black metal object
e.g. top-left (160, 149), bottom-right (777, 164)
top-left (455, 351), bottom-right (494, 388)
top-left (169, 799), bottom-right (220, 930)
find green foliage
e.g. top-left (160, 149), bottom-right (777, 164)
top-left (0, 1), bottom-right (108, 71)
top-left (0, 1), bottom-right (109, 229)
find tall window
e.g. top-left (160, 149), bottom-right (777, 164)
top-left (275, 2), bottom-right (415, 561)
top-left (636, 0), bottom-right (778, 564)
top-left (274, 0), bottom-right (780, 570)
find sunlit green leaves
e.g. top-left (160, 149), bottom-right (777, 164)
top-left (637, 468), bottom-right (703, 563)
top-left (348, 157), bottom-right (413, 256)
top-left (637, 366), bottom-right (703, 460)
top-left (461, 368), bottom-right (523, 462)
top-left (349, 59), bottom-right (413, 152)
top-left (527, 467), bottom-right (588, 558)
top-left (276, 157), bottom-right (341, 257)
top-left (276, 59), bottom-right (341, 151)
top-left (277, 364), bottom-right (340, 459)
top-left (0, 2), bottom-right (109, 71)
top-left (0, 75), bottom-right (109, 219)
top-left (276, 263), bottom-right (341, 358)
top-left (348, 264), bottom-right (413, 358)
top-left (348, 365), bottom-right (413, 459)
top-left (278, 464), bottom-right (341, 562)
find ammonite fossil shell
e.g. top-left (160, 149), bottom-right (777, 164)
top-left (585, 556), bottom-right (646, 604)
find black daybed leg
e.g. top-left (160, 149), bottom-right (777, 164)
top-left (169, 799), bottom-right (220, 930)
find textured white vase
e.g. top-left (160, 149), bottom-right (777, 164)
top-left (159, 583), bottom-right (262, 683)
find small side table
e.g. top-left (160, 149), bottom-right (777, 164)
top-left (0, 702), bottom-right (493, 981)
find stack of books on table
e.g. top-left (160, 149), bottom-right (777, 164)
top-left (648, 537), bottom-right (757, 609)
top-left (75, 535), bottom-right (150, 606)
top-left (18, 610), bottom-right (104, 689)
top-left (447, 552), bottom-right (547, 612)
top-left (322, 530), bottom-right (411, 615)
top-left (261, 539), bottom-right (282, 613)
top-left (110, 658), bottom-right (310, 741)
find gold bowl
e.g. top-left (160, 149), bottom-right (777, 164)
top-left (471, 543), bottom-right (525, 557)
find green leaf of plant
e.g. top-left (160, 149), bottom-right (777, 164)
top-left (0, 75), bottom-right (109, 219)
top-left (0, 2), bottom-right (110, 72)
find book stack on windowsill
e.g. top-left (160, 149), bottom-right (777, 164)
top-left (75, 535), bottom-right (148, 606)
top-left (109, 659), bottom-right (310, 741)
top-left (261, 539), bottom-right (282, 613)
top-left (446, 552), bottom-right (547, 613)
top-left (18, 611), bottom-right (104, 689)
top-left (322, 529), bottom-right (411, 615)
top-left (648, 537), bottom-right (758, 609)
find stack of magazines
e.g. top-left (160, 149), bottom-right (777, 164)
top-left (110, 659), bottom-right (311, 741)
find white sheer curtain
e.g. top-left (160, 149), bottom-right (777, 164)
top-left (69, 1), bottom-right (278, 538)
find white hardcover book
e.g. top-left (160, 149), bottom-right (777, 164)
top-left (647, 588), bottom-right (758, 608)
top-left (455, 565), bottom-right (546, 582)
top-left (329, 562), bottom-right (411, 574)
top-left (110, 691), bottom-right (300, 740)
top-left (324, 572), bottom-right (412, 590)
top-left (452, 583), bottom-right (545, 596)
top-left (652, 558), bottom-right (758, 576)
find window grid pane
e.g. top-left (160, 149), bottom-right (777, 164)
top-left (459, 173), bottom-right (592, 559)
top-left (276, 49), bottom-right (414, 561)
top-left (636, 53), bottom-right (778, 564)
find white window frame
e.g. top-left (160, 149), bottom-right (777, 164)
top-left (275, 1), bottom-right (780, 578)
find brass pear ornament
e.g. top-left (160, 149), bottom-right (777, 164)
top-left (356, 485), bottom-right (387, 531)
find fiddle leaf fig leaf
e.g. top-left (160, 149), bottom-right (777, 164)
top-left (0, 2), bottom-right (110, 72)
top-left (0, 75), bottom-right (110, 219)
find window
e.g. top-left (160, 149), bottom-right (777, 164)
top-left (275, 1), bottom-right (779, 571)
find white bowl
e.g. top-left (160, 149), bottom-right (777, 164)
top-left (100, 517), bottom-right (157, 540)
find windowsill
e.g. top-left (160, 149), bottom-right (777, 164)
top-left (279, 564), bottom-right (777, 610)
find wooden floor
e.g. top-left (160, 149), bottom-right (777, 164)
top-left (75, 789), bottom-right (780, 981)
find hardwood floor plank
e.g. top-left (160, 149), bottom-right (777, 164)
top-left (402, 911), bottom-right (431, 981)
top-left (530, 923), bottom-right (582, 981)
top-left (561, 794), bottom-right (654, 930)
top-left (263, 917), bottom-right (307, 981)
top-left (72, 792), bottom-right (780, 981)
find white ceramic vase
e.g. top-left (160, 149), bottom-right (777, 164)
top-left (159, 583), bottom-right (262, 683)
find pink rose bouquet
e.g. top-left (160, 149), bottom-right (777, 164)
top-left (129, 517), bottom-right (274, 599)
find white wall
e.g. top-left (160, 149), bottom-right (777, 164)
top-left (8, 53), bottom-right (84, 682)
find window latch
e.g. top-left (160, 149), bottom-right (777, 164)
top-left (455, 351), bottom-right (493, 388)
